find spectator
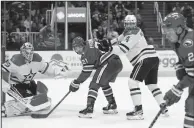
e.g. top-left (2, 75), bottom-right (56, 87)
top-left (172, 2), bottom-right (181, 13)
top-left (91, 8), bottom-right (101, 29)
top-left (107, 25), bottom-right (119, 40)
top-left (148, 37), bottom-right (159, 49)
top-left (112, 19), bottom-right (119, 31)
top-left (124, 1), bottom-right (134, 14)
top-left (31, 22), bottom-right (39, 32)
top-left (181, 3), bottom-right (194, 28)
top-left (68, 32), bottom-right (76, 50)
top-left (18, 20), bottom-right (27, 32)
top-left (24, 16), bottom-right (32, 32)
top-left (136, 14), bottom-right (146, 39)
top-left (93, 26), bottom-right (106, 40)
top-left (115, 1), bottom-right (125, 21)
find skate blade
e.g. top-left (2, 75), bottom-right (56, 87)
top-left (78, 113), bottom-right (93, 118)
top-left (127, 115), bottom-right (144, 120)
top-left (103, 109), bottom-right (118, 114)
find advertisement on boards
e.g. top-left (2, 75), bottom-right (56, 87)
top-left (5, 50), bottom-right (178, 77)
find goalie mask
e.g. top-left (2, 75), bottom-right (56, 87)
top-left (20, 42), bottom-right (34, 62)
top-left (72, 37), bottom-right (85, 55)
top-left (124, 15), bottom-right (137, 28)
top-left (162, 12), bottom-right (186, 43)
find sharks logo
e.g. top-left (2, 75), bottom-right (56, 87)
top-left (183, 39), bottom-right (193, 48)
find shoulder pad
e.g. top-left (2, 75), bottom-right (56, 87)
top-left (32, 53), bottom-right (42, 62)
top-left (11, 54), bottom-right (25, 66)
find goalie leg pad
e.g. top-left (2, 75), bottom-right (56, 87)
top-left (37, 81), bottom-right (48, 93)
top-left (2, 100), bottom-right (30, 117)
top-left (27, 94), bottom-right (51, 112)
top-left (7, 88), bottom-right (51, 113)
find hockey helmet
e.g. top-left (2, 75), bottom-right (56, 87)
top-left (162, 12), bottom-right (186, 43)
top-left (20, 42), bottom-right (34, 62)
top-left (124, 15), bottom-right (137, 28)
top-left (72, 36), bottom-right (85, 55)
top-left (162, 12), bottom-right (186, 29)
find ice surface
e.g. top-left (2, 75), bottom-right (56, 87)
top-left (2, 77), bottom-right (188, 128)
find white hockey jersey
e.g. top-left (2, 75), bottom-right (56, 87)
top-left (1, 53), bottom-right (62, 85)
top-left (111, 27), bottom-right (157, 66)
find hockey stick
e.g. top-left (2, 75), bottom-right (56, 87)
top-left (148, 102), bottom-right (168, 128)
top-left (31, 90), bottom-right (71, 118)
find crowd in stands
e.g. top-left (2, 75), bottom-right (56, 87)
top-left (1, 1), bottom-right (193, 51)
top-left (90, 1), bottom-right (144, 40)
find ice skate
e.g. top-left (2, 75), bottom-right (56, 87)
top-left (103, 102), bottom-right (118, 114)
top-left (126, 105), bottom-right (144, 120)
top-left (78, 104), bottom-right (94, 118)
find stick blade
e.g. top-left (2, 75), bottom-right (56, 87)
top-left (31, 113), bottom-right (48, 118)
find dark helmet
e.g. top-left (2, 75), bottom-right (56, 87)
top-left (162, 12), bottom-right (186, 29)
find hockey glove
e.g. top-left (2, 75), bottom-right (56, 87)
top-left (98, 39), bottom-right (112, 52)
top-left (174, 63), bottom-right (186, 81)
top-left (164, 85), bottom-right (183, 106)
top-left (69, 80), bottom-right (80, 92)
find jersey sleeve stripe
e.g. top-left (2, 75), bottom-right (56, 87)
top-left (119, 43), bottom-right (130, 51)
top-left (41, 62), bottom-right (49, 74)
top-left (175, 64), bottom-right (184, 70)
top-left (82, 69), bottom-right (93, 72)
top-left (2, 65), bottom-right (10, 72)
top-left (185, 68), bottom-right (194, 76)
top-left (83, 65), bottom-right (94, 69)
top-left (119, 46), bottom-right (128, 53)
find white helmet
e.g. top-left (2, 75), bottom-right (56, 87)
top-left (124, 15), bottom-right (137, 28)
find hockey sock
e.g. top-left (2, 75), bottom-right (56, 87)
top-left (128, 79), bottom-right (142, 106)
top-left (87, 89), bottom-right (98, 106)
top-left (147, 84), bottom-right (164, 105)
top-left (184, 113), bottom-right (194, 128)
top-left (102, 86), bottom-right (115, 103)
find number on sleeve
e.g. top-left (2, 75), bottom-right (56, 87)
top-left (125, 36), bottom-right (130, 42)
top-left (188, 52), bottom-right (194, 62)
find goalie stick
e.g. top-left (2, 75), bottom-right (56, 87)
top-left (31, 90), bottom-right (71, 118)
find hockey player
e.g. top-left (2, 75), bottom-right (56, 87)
top-left (1, 42), bottom-right (69, 117)
top-left (69, 37), bottom-right (123, 118)
top-left (98, 15), bottom-right (168, 120)
top-left (162, 12), bottom-right (194, 128)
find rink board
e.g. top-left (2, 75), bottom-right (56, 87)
top-left (5, 50), bottom-right (178, 78)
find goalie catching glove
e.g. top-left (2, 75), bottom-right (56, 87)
top-left (69, 80), bottom-right (80, 92)
top-left (164, 85), bottom-right (183, 106)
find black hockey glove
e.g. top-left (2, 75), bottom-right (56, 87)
top-left (164, 85), bottom-right (183, 106)
top-left (174, 63), bottom-right (186, 81)
top-left (69, 79), bottom-right (80, 92)
top-left (98, 39), bottom-right (112, 52)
